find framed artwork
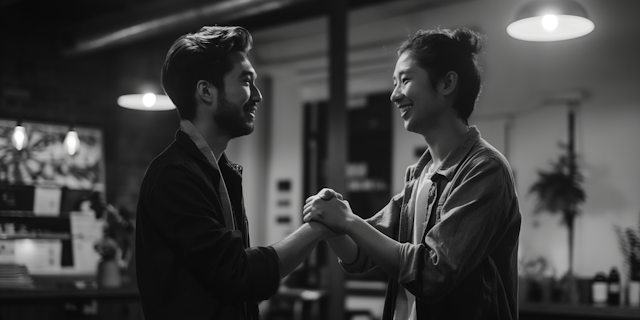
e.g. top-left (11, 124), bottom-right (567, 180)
top-left (0, 119), bottom-right (105, 191)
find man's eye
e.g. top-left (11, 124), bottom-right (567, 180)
top-left (402, 78), bottom-right (409, 83)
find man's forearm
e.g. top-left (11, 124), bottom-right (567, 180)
top-left (346, 218), bottom-right (402, 279)
top-left (271, 222), bottom-right (325, 279)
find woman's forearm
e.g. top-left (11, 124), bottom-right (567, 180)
top-left (327, 235), bottom-right (359, 264)
top-left (346, 217), bottom-right (402, 279)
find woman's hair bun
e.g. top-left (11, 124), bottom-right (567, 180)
top-left (451, 27), bottom-right (484, 56)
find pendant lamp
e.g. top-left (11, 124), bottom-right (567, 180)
top-left (117, 93), bottom-right (176, 111)
top-left (507, 0), bottom-right (594, 41)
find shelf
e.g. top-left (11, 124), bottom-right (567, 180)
top-left (0, 286), bottom-right (139, 302)
top-left (0, 233), bottom-right (71, 240)
top-left (0, 211), bottom-right (70, 218)
top-left (520, 301), bottom-right (640, 319)
top-left (345, 280), bottom-right (386, 296)
top-left (0, 210), bottom-right (73, 240)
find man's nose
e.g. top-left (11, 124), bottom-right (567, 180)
top-left (251, 84), bottom-right (262, 103)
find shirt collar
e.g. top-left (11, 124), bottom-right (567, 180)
top-left (414, 126), bottom-right (481, 181)
top-left (179, 119), bottom-right (221, 170)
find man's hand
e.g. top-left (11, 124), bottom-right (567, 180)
top-left (303, 193), bottom-right (356, 234)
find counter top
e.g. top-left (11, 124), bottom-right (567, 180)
top-left (520, 301), bottom-right (640, 319)
top-left (0, 286), bottom-right (139, 302)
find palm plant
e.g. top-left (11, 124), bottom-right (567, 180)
top-left (529, 143), bottom-right (586, 283)
top-left (614, 214), bottom-right (640, 281)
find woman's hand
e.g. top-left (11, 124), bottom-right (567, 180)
top-left (303, 192), bottom-right (357, 234)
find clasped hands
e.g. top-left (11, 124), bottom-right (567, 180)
top-left (303, 188), bottom-right (357, 235)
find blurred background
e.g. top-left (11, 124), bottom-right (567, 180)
top-left (0, 0), bottom-right (639, 319)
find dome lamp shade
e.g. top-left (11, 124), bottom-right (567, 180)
top-left (117, 93), bottom-right (176, 111)
top-left (507, 0), bottom-right (594, 42)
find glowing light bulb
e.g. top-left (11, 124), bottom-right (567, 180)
top-left (64, 130), bottom-right (80, 156)
top-left (142, 93), bottom-right (156, 108)
top-left (542, 14), bottom-right (558, 31)
top-left (12, 125), bottom-right (28, 151)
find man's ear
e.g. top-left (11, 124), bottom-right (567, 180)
top-left (440, 71), bottom-right (458, 96)
top-left (196, 80), bottom-right (217, 104)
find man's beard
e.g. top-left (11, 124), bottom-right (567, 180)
top-left (213, 94), bottom-right (254, 138)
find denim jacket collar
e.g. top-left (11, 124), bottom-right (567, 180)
top-left (413, 126), bottom-right (480, 181)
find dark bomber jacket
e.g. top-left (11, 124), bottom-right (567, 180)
top-left (136, 127), bottom-right (280, 320)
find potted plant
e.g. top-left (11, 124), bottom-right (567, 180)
top-left (83, 192), bottom-right (135, 288)
top-left (529, 143), bottom-right (586, 303)
top-left (614, 213), bottom-right (640, 306)
top-left (94, 236), bottom-right (122, 288)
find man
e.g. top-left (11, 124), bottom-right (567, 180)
top-left (304, 28), bottom-right (522, 320)
top-left (136, 26), bottom-right (335, 320)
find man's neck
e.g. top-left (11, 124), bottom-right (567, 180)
top-left (192, 118), bottom-right (230, 161)
top-left (422, 118), bottom-right (468, 168)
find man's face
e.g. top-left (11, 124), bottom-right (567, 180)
top-left (390, 51), bottom-right (447, 136)
top-left (213, 51), bottom-right (262, 138)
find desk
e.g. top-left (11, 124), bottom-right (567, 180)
top-left (0, 287), bottom-right (139, 301)
top-left (267, 286), bottom-right (327, 320)
top-left (0, 286), bottom-right (142, 320)
top-left (520, 302), bottom-right (640, 320)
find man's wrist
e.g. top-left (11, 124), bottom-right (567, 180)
top-left (305, 222), bottom-right (329, 242)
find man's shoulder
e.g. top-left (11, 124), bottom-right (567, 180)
top-left (143, 142), bottom-right (206, 180)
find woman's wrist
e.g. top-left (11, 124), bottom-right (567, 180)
top-left (344, 214), bottom-right (363, 235)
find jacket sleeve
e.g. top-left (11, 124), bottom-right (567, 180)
top-left (398, 156), bottom-right (517, 302)
top-left (146, 163), bottom-right (280, 302)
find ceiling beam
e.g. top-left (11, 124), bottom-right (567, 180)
top-left (58, 0), bottom-right (314, 57)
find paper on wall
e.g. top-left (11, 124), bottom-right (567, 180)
top-left (0, 241), bottom-right (16, 263)
top-left (14, 239), bottom-right (62, 274)
top-left (33, 187), bottom-right (62, 216)
top-left (70, 211), bottom-right (104, 273)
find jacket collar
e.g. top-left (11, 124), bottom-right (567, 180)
top-left (175, 120), bottom-right (243, 177)
top-left (413, 126), bottom-right (480, 181)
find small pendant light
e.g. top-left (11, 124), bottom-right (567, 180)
top-left (64, 126), bottom-right (80, 156)
top-left (12, 121), bottom-right (28, 151)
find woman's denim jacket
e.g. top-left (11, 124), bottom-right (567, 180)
top-left (341, 126), bottom-right (522, 320)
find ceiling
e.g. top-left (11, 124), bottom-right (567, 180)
top-left (0, 0), bottom-right (410, 57)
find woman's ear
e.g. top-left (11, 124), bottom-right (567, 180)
top-left (440, 71), bottom-right (458, 96)
top-left (196, 80), bottom-right (217, 104)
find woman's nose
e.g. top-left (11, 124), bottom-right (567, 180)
top-left (390, 87), bottom-right (403, 103)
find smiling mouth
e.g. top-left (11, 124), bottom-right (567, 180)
top-left (398, 104), bottom-right (412, 116)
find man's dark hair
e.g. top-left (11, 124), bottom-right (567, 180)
top-left (398, 27), bottom-right (484, 125)
top-left (161, 26), bottom-right (253, 121)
